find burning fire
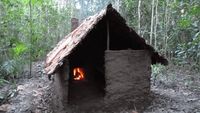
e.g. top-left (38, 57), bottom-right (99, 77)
top-left (73, 67), bottom-right (85, 80)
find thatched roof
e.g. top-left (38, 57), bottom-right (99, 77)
top-left (44, 4), bottom-right (168, 75)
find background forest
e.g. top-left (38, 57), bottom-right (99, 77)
top-left (0, 0), bottom-right (199, 85)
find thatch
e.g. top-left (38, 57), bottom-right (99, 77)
top-left (44, 4), bottom-right (168, 75)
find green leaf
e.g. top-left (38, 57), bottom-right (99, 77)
top-left (189, 5), bottom-right (200, 16)
top-left (1, 60), bottom-right (16, 74)
top-left (0, 78), bottom-right (9, 86)
top-left (13, 42), bottom-right (28, 56)
top-left (20, 0), bottom-right (29, 5)
top-left (178, 18), bottom-right (191, 28)
top-left (31, 0), bottom-right (43, 5)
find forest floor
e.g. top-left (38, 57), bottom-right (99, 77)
top-left (144, 65), bottom-right (200, 113)
top-left (0, 61), bottom-right (199, 113)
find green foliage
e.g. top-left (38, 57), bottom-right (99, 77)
top-left (1, 60), bottom-right (16, 75)
top-left (0, 0), bottom-right (73, 85)
top-left (152, 64), bottom-right (165, 76)
top-left (178, 18), bottom-right (191, 28)
top-left (121, 0), bottom-right (138, 27)
top-left (0, 79), bottom-right (9, 86)
top-left (12, 42), bottom-right (28, 57)
top-left (190, 5), bottom-right (200, 16)
top-left (122, 0), bottom-right (200, 67)
top-left (151, 64), bottom-right (166, 84)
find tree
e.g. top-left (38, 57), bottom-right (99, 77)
top-left (0, 0), bottom-right (73, 81)
top-left (150, 0), bottom-right (155, 45)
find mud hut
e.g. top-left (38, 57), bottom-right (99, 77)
top-left (44, 4), bottom-right (168, 112)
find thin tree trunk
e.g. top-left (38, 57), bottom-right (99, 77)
top-left (164, 0), bottom-right (169, 57)
top-left (29, 0), bottom-right (32, 77)
top-left (154, 0), bottom-right (158, 49)
top-left (150, 0), bottom-right (155, 45)
top-left (138, 0), bottom-right (141, 35)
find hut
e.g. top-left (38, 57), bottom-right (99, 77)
top-left (44, 4), bottom-right (168, 112)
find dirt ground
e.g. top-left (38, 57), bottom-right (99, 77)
top-left (144, 65), bottom-right (200, 113)
top-left (0, 61), bottom-right (199, 113)
top-left (0, 62), bottom-right (54, 113)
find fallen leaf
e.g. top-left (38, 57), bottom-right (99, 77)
top-left (0, 104), bottom-right (10, 112)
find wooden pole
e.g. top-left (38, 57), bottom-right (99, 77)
top-left (107, 19), bottom-right (110, 50)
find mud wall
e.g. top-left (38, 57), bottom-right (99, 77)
top-left (53, 60), bottom-right (69, 112)
top-left (104, 50), bottom-right (151, 109)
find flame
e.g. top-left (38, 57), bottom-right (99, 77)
top-left (73, 67), bottom-right (85, 80)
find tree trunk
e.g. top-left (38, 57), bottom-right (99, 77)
top-left (154, 0), bottom-right (158, 49)
top-left (29, 0), bottom-right (32, 77)
top-left (137, 0), bottom-right (141, 35)
top-left (150, 0), bottom-right (155, 45)
top-left (164, 0), bottom-right (169, 57)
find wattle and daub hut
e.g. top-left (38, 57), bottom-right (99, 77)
top-left (44, 4), bottom-right (168, 112)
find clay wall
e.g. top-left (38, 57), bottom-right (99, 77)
top-left (104, 50), bottom-right (151, 110)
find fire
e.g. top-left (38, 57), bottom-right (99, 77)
top-left (73, 67), bottom-right (85, 80)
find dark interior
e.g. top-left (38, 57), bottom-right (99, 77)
top-left (67, 15), bottom-right (143, 105)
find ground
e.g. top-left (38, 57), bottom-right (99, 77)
top-left (0, 61), bottom-right (199, 113)
top-left (0, 62), bottom-right (54, 113)
top-left (144, 65), bottom-right (200, 113)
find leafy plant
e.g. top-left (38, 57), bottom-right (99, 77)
top-left (0, 78), bottom-right (9, 86)
top-left (12, 42), bottom-right (28, 57)
top-left (151, 64), bottom-right (166, 85)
